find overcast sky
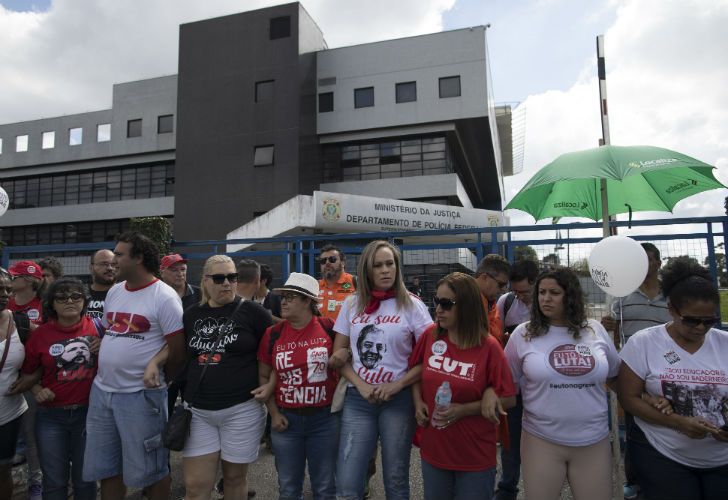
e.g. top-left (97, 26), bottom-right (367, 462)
top-left (1, 0), bottom-right (726, 236)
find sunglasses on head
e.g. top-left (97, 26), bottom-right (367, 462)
top-left (205, 273), bottom-right (239, 284)
top-left (433, 296), bottom-right (457, 310)
top-left (319, 256), bottom-right (339, 265)
top-left (54, 292), bottom-right (85, 303)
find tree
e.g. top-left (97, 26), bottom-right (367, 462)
top-left (664, 255), bottom-right (700, 269)
top-left (129, 217), bottom-right (172, 257)
top-left (543, 253), bottom-right (560, 268)
top-left (705, 253), bottom-right (727, 287)
top-left (513, 245), bottom-right (538, 262)
top-left (570, 258), bottom-right (591, 276)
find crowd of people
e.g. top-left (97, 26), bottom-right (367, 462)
top-left (0, 232), bottom-right (726, 500)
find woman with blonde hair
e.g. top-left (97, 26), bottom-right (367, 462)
top-left (176, 255), bottom-right (272, 499)
top-left (329, 240), bottom-right (433, 499)
top-left (410, 272), bottom-right (515, 499)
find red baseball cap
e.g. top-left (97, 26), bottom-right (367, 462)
top-left (160, 254), bottom-right (188, 271)
top-left (9, 260), bottom-right (43, 279)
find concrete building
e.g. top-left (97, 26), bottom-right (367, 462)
top-left (0, 3), bottom-right (512, 265)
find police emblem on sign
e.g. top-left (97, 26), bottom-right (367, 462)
top-left (322, 198), bottom-right (341, 223)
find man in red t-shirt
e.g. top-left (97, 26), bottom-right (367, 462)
top-left (474, 255), bottom-right (510, 347)
top-left (8, 260), bottom-right (43, 325)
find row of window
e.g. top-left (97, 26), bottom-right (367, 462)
top-left (0, 115), bottom-right (174, 155)
top-left (0, 163), bottom-right (174, 210)
top-left (322, 135), bottom-right (455, 182)
top-left (318, 76), bottom-right (461, 113)
top-left (1, 219), bottom-right (132, 252)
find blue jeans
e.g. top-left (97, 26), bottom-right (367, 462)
top-left (35, 406), bottom-right (96, 500)
top-left (336, 386), bottom-right (415, 500)
top-left (271, 407), bottom-right (339, 500)
top-left (421, 459), bottom-right (495, 500)
top-left (497, 394), bottom-right (523, 494)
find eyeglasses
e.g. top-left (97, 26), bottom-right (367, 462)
top-left (280, 293), bottom-right (302, 302)
top-left (54, 292), bottom-right (85, 303)
top-left (486, 272), bottom-right (509, 290)
top-left (205, 273), bottom-right (239, 284)
top-left (675, 311), bottom-right (720, 329)
top-left (433, 296), bottom-right (457, 311)
top-left (319, 256), bottom-right (339, 265)
top-left (93, 262), bottom-right (115, 269)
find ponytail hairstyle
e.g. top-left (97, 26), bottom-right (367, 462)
top-left (660, 257), bottom-right (719, 310)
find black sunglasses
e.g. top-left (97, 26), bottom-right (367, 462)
top-left (54, 292), bottom-right (85, 303)
top-left (433, 296), bottom-right (457, 311)
top-left (205, 273), bottom-right (239, 284)
top-left (319, 256), bottom-right (339, 265)
top-left (677, 314), bottom-right (720, 329)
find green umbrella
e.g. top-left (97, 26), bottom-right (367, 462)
top-left (505, 145), bottom-right (726, 222)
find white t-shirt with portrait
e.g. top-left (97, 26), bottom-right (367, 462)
top-left (96, 279), bottom-right (183, 393)
top-left (620, 324), bottom-right (728, 468)
top-left (334, 294), bottom-right (433, 386)
top-left (504, 319), bottom-right (621, 446)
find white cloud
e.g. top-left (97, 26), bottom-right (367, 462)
top-left (506, 0), bottom-right (728, 232)
top-left (0, 0), bottom-right (454, 123)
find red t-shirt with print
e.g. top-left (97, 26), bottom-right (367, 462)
top-left (409, 324), bottom-right (516, 471)
top-left (258, 317), bottom-right (338, 409)
top-left (9, 296), bottom-right (43, 325)
top-left (21, 316), bottom-right (99, 407)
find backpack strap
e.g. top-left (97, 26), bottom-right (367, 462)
top-left (12, 312), bottom-right (31, 345)
top-left (503, 292), bottom-right (516, 321)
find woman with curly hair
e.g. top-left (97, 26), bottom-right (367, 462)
top-left (503, 267), bottom-right (620, 500)
top-left (618, 258), bottom-right (728, 500)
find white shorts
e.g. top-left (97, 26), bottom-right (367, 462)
top-left (183, 399), bottom-right (267, 463)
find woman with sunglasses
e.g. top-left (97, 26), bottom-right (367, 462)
top-left (504, 267), bottom-right (620, 500)
top-left (180, 255), bottom-right (272, 500)
top-left (618, 257), bottom-right (728, 500)
top-left (330, 240), bottom-right (433, 500)
top-left (256, 272), bottom-right (340, 499)
top-left (410, 272), bottom-right (515, 499)
top-left (16, 278), bottom-right (99, 500)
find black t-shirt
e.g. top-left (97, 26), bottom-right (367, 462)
top-left (86, 289), bottom-right (108, 320)
top-left (183, 297), bottom-right (272, 410)
top-left (262, 291), bottom-right (282, 318)
top-left (182, 283), bottom-right (202, 311)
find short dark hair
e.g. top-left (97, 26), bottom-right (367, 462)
top-left (641, 242), bottom-right (661, 261)
top-left (510, 259), bottom-right (539, 283)
top-left (320, 244), bottom-right (344, 261)
top-left (476, 254), bottom-right (510, 278)
top-left (259, 264), bottom-right (274, 288)
top-left (660, 257), bottom-right (718, 310)
top-left (236, 259), bottom-right (260, 284)
top-left (116, 232), bottom-right (160, 274)
top-left (38, 257), bottom-right (64, 279)
top-left (41, 277), bottom-right (88, 322)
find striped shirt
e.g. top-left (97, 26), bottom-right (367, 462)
top-left (611, 288), bottom-right (671, 339)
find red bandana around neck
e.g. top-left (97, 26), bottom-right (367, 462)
top-left (364, 289), bottom-right (396, 314)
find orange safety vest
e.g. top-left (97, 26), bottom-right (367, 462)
top-left (318, 272), bottom-right (356, 321)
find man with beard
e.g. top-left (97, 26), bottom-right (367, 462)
top-left (317, 244), bottom-right (356, 320)
top-left (86, 250), bottom-right (116, 320)
top-left (356, 325), bottom-right (387, 370)
top-left (58, 339), bottom-right (94, 378)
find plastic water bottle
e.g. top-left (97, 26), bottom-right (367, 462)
top-left (432, 381), bottom-right (452, 428)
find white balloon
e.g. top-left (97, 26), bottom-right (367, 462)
top-left (588, 235), bottom-right (648, 297)
top-left (0, 186), bottom-right (8, 217)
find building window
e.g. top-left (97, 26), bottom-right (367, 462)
top-left (270, 16), bottom-right (291, 40)
top-left (69, 127), bottom-right (83, 146)
top-left (255, 80), bottom-right (274, 102)
top-left (254, 145), bottom-right (275, 167)
top-left (158, 115), bottom-right (174, 134)
top-left (97, 123), bottom-right (111, 142)
top-left (16, 135), bottom-right (29, 152)
top-left (439, 76), bottom-right (461, 98)
top-left (396, 82), bottom-right (417, 103)
top-left (318, 92), bottom-right (334, 113)
top-left (42, 131), bottom-right (55, 149)
top-left (354, 87), bottom-right (374, 109)
top-left (127, 119), bottom-right (142, 138)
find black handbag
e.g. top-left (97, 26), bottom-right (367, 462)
top-left (162, 298), bottom-right (244, 451)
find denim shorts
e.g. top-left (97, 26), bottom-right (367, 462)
top-left (82, 384), bottom-right (169, 488)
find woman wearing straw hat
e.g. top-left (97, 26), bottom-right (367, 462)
top-left (256, 272), bottom-right (340, 500)
top-left (329, 240), bottom-right (433, 500)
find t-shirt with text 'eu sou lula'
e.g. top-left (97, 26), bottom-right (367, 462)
top-left (620, 325), bottom-right (728, 468)
top-left (258, 317), bottom-right (338, 409)
top-left (504, 319), bottom-right (621, 446)
top-left (95, 279), bottom-right (183, 393)
top-left (184, 297), bottom-right (272, 410)
top-left (333, 294), bottom-right (433, 386)
top-left (409, 325), bottom-right (516, 471)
